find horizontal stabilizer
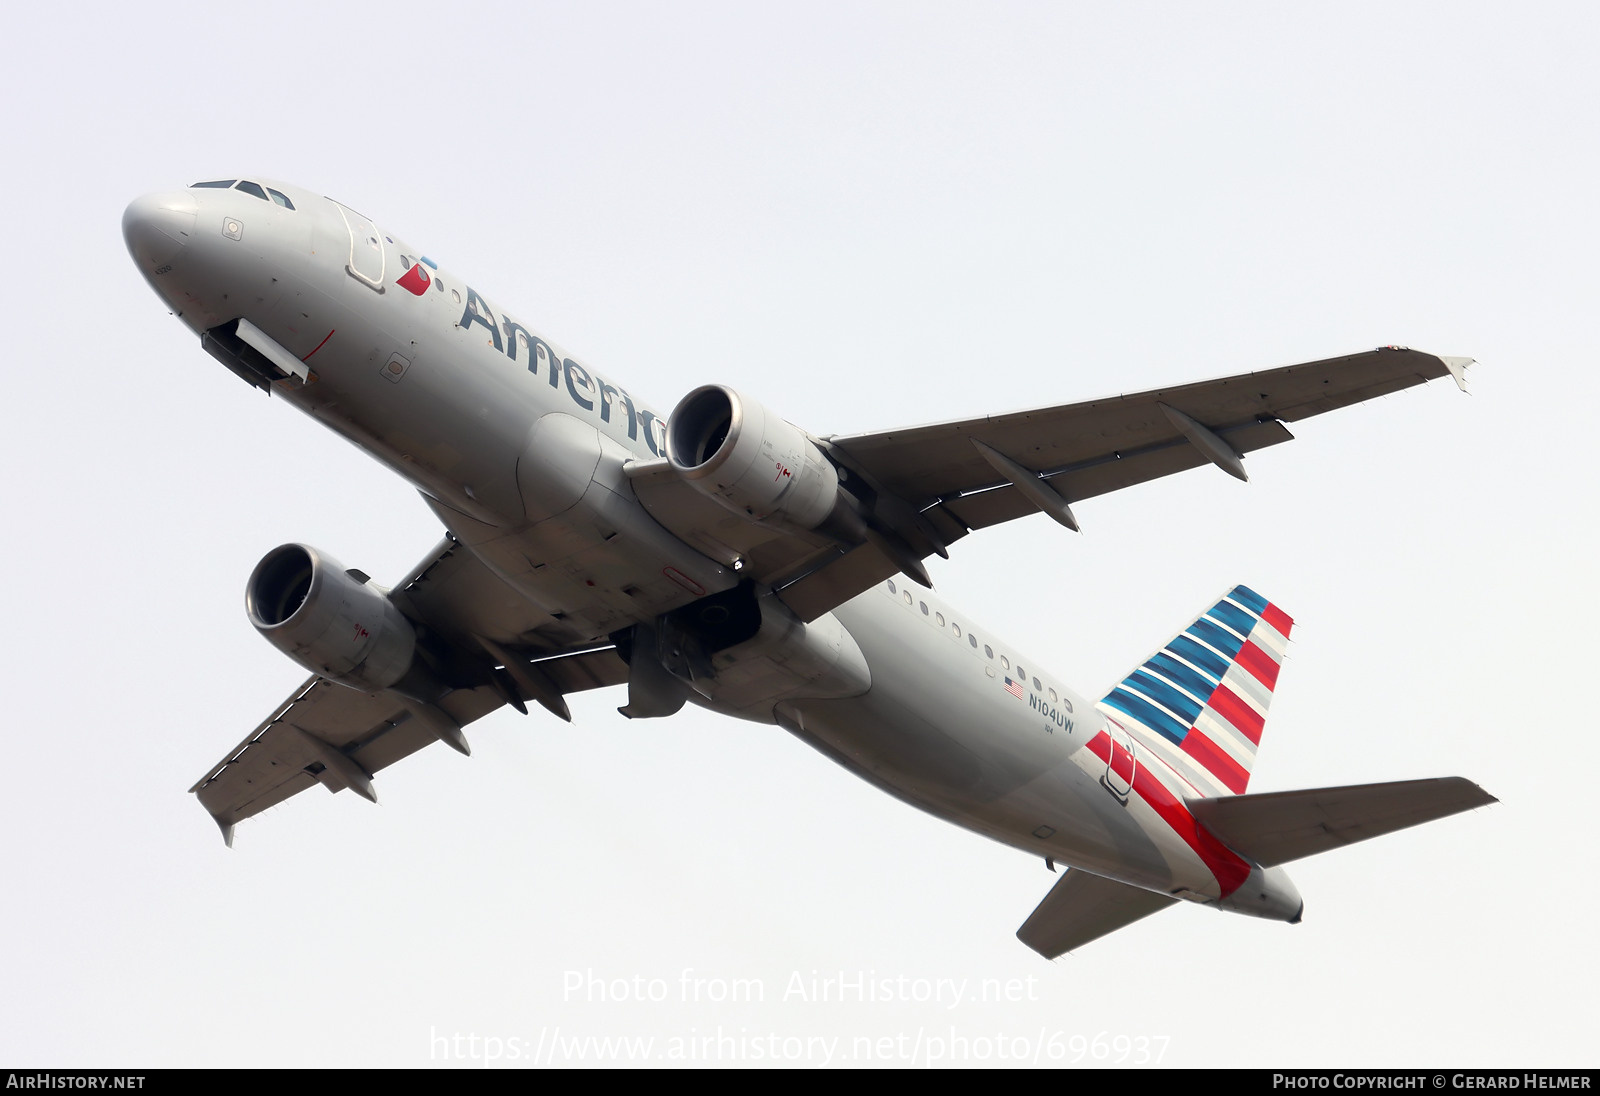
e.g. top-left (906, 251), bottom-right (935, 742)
top-left (1017, 869), bottom-right (1177, 959)
top-left (1187, 777), bottom-right (1497, 867)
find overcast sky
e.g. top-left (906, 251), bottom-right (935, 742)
top-left (3, 1), bottom-right (1594, 1068)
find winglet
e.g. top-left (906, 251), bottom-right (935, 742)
top-left (211, 813), bottom-right (235, 848)
top-left (1440, 356), bottom-right (1473, 393)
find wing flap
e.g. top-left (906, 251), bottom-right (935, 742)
top-left (192, 647), bottom-right (630, 840)
top-left (190, 678), bottom-right (502, 836)
top-left (943, 418), bottom-right (1295, 532)
top-left (1186, 777), bottom-right (1497, 867)
top-left (1016, 869), bottom-right (1178, 959)
top-left (831, 348), bottom-right (1461, 510)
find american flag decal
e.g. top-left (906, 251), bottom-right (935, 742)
top-left (1003, 676), bottom-right (1025, 699)
top-left (396, 261), bottom-right (431, 296)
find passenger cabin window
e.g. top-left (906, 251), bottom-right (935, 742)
top-left (191, 179), bottom-right (236, 188)
top-left (968, 635), bottom-right (978, 649)
top-left (267, 187), bottom-right (295, 210)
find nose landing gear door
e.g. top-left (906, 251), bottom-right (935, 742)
top-left (330, 199), bottom-right (386, 291)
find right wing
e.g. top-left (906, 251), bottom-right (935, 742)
top-left (633, 347), bottom-right (1470, 622)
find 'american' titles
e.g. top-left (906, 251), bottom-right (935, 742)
top-left (456, 285), bottom-right (669, 456)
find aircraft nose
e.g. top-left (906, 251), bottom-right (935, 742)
top-left (123, 190), bottom-right (198, 271)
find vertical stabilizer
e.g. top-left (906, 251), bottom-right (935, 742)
top-left (1100, 585), bottom-right (1292, 797)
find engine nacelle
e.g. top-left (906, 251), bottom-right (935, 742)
top-left (246, 544), bottom-right (423, 696)
top-left (666, 385), bottom-right (841, 531)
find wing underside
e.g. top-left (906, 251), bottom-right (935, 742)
top-left (191, 533), bottom-right (631, 841)
top-left (191, 644), bottom-right (626, 843)
top-left (633, 347), bottom-right (1469, 622)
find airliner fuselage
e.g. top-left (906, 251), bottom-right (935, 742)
top-left (124, 178), bottom-right (1490, 956)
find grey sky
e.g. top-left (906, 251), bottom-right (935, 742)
top-left (2, 1), bottom-right (1593, 1067)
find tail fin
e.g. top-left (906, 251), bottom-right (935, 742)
top-left (1100, 584), bottom-right (1292, 797)
top-left (1187, 777), bottom-right (1497, 866)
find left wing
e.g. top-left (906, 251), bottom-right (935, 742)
top-left (190, 675), bottom-right (502, 845)
top-left (190, 645), bottom-right (627, 844)
top-left (632, 347), bottom-right (1469, 621)
top-left (191, 536), bottom-right (629, 843)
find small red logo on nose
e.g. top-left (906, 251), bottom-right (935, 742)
top-left (396, 262), bottom-right (431, 295)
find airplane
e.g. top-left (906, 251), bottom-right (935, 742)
top-left (123, 177), bottom-right (1495, 958)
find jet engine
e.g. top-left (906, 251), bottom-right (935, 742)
top-left (666, 386), bottom-right (843, 531)
top-left (246, 544), bottom-right (431, 697)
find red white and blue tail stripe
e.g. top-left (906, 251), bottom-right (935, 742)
top-left (1098, 585), bottom-right (1293, 797)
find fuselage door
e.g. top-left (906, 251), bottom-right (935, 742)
top-left (330, 199), bottom-right (386, 291)
top-left (1101, 720), bottom-right (1136, 804)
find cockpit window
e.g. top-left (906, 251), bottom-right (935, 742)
top-left (234, 180), bottom-right (269, 201)
top-left (191, 180), bottom-right (236, 188)
top-left (266, 188), bottom-right (295, 210)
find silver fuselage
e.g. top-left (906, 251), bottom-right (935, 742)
top-left (125, 179), bottom-right (1290, 914)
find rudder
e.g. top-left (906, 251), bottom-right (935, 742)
top-left (1100, 585), bottom-right (1293, 797)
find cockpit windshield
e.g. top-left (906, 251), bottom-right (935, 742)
top-left (186, 179), bottom-right (295, 210)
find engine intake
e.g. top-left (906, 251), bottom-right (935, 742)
top-left (666, 385), bottom-right (842, 531)
top-left (246, 544), bottom-right (427, 696)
